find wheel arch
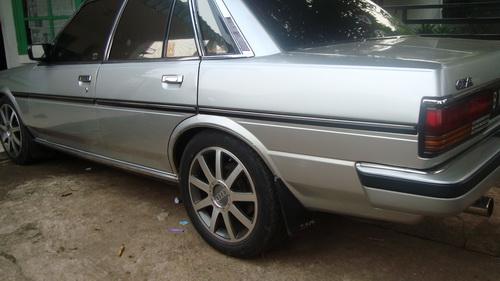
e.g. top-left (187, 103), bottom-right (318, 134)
top-left (0, 87), bottom-right (26, 122)
top-left (168, 114), bottom-right (313, 235)
top-left (168, 114), bottom-right (282, 179)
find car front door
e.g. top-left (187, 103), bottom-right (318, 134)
top-left (25, 0), bottom-right (123, 152)
top-left (95, 0), bottom-right (199, 172)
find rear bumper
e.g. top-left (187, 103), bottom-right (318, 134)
top-left (357, 136), bottom-right (500, 216)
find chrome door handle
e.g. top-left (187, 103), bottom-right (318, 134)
top-left (78, 75), bottom-right (92, 83)
top-left (162, 74), bottom-right (184, 85)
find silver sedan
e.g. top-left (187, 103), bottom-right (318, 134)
top-left (1, 0), bottom-right (499, 257)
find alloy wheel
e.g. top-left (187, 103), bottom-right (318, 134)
top-left (188, 147), bottom-right (258, 243)
top-left (0, 104), bottom-right (22, 157)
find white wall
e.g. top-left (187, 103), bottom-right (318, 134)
top-left (0, 0), bottom-right (32, 69)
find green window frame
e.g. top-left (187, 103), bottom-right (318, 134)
top-left (12, 0), bottom-right (85, 55)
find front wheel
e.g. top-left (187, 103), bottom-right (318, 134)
top-left (179, 131), bottom-right (285, 258)
top-left (0, 97), bottom-right (37, 164)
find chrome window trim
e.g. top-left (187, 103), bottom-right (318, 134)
top-left (163, 0), bottom-right (176, 58)
top-left (213, 0), bottom-right (254, 57)
top-left (103, 0), bottom-right (129, 62)
top-left (103, 56), bottom-right (200, 64)
top-left (189, 0), bottom-right (204, 57)
top-left (201, 54), bottom-right (252, 60)
top-left (38, 61), bottom-right (102, 66)
top-left (192, 0), bottom-right (254, 59)
top-left (38, 0), bottom-right (126, 66)
top-left (104, 0), bottom-right (200, 62)
top-left (103, 0), bottom-right (254, 62)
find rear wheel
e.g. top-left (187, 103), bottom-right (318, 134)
top-left (179, 131), bottom-right (284, 258)
top-left (0, 97), bottom-right (37, 164)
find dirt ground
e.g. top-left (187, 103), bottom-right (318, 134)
top-left (0, 151), bottom-right (499, 281)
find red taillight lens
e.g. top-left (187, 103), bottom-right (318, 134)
top-left (421, 92), bottom-right (494, 157)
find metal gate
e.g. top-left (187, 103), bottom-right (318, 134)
top-left (383, 1), bottom-right (500, 40)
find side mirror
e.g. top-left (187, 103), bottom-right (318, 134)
top-left (28, 44), bottom-right (52, 61)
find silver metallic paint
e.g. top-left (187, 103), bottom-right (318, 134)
top-left (198, 55), bottom-right (439, 125)
top-left (357, 136), bottom-right (500, 188)
top-left (168, 115), bottom-right (281, 177)
top-left (363, 166), bottom-right (500, 216)
top-left (0, 86), bottom-right (28, 121)
top-left (15, 63), bottom-right (100, 152)
top-left (35, 138), bottom-right (178, 181)
top-left (168, 114), bottom-right (421, 222)
top-left (96, 60), bottom-right (199, 172)
top-left (0, 0), bottom-right (499, 224)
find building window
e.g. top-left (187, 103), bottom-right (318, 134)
top-left (12, 0), bottom-right (84, 55)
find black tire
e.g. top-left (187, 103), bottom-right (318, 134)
top-left (0, 96), bottom-right (38, 165)
top-left (179, 130), bottom-right (285, 258)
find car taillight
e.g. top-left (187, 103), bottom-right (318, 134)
top-left (420, 91), bottom-right (495, 157)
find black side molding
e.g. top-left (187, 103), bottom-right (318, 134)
top-left (199, 107), bottom-right (418, 135)
top-left (357, 152), bottom-right (500, 199)
top-left (12, 92), bottom-right (196, 114)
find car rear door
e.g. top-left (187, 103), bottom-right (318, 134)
top-left (95, 0), bottom-right (199, 173)
top-left (25, 0), bottom-right (123, 152)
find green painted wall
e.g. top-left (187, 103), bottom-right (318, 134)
top-left (12, 0), bottom-right (84, 55)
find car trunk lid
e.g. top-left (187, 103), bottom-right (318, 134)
top-left (292, 36), bottom-right (500, 161)
top-left (292, 36), bottom-right (500, 97)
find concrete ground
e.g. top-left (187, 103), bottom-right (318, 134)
top-left (0, 152), bottom-right (499, 281)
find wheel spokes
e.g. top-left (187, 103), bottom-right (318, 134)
top-left (11, 134), bottom-right (21, 146)
top-left (229, 205), bottom-right (252, 230)
top-left (197, 155), bottom-right (215, 183)
top-left (209, 208), bottom-right (221, 233)
top-left (190, 176), bottom-right (210, 194)
top-left (189, 147), bottom-right (257, 242)
top-left (0, 106), bottom-right (7, 124)
top-left (215, 148), bottom-right (222, 180)
top-left (225, 164), bottom-right (243, 189)
top-left (222, 212), bottom-right (236, 240)
top-left (11, 141), bottom-right (19, 154)
top-left (0, 105), bottom-right (22, 157)
top-left (193, 197), bottom-right (212, 211)
top-left (9, 110), bottom-right (15, 124)
top-left (3, 137), bottom-right (10, 152)
top-left (231, 192), bottom-right (257, 203)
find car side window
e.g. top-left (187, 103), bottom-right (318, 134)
top-left (196, 0), bottom-right (238, 56)
top-left (109, 0), bottom-right (174, 60)
top-left (50, 0), bottom-right (122, 63)
top-left (166, 0), bottom-right (199, 58)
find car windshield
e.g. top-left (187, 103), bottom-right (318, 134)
top-left (243, 0), bottom-right (414, 50)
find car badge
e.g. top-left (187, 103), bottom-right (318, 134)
top-left (456, 77), bottom-right (474, 91)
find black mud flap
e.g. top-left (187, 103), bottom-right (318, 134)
top-left (275, 178), bottom-right (316, 235)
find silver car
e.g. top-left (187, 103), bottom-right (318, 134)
top-left (1, 0), bottom-right (499, 257)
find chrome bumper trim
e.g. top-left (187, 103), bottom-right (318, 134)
top-left (357, 136), bottom-right (500, 199)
